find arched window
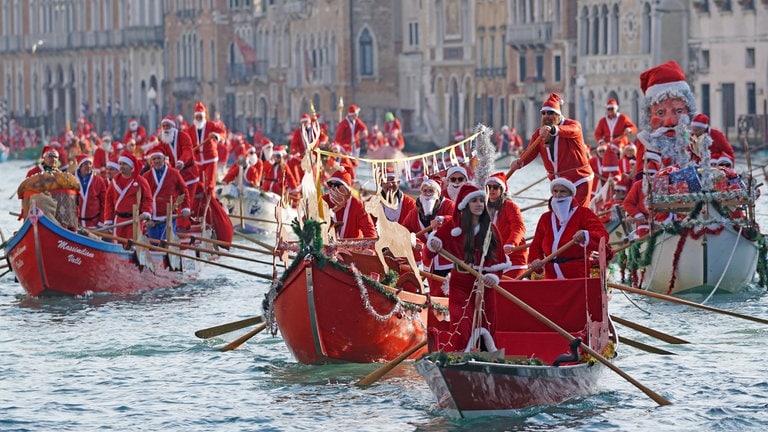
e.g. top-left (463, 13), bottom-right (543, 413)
top-left (610, 4), bottom-right (620, 54)
top-left (591, 6), bottom-right (599, 55)
top-left (359, 28), bottom-right (374, 77)
top-left (600, 4), bottom-right (608, 55)
top-left (641, 2), bottom-right (651, 54)
top-left (580, 6), bottom-right (589, 56)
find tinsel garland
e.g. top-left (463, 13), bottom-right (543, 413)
top-left (472, 124), bottom-right (496, 188)
top-left (262, 218), bottom-right (449, 325)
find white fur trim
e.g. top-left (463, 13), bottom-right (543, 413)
top-left (118, 156), bottom-right (134, 168)
top-left (550, 178), bottom-right (576, 196)
top-left (446, 166), bottom-right (467, 179)
top-left (644, 152), bottom-right (662, 163)
top-left (691, 121), bottom-right (708, 128)
top-left (485, 177), bottom-right (506, 190)
top-left (483, 273), bottom-right (500, 285)
top-left (644, 80), bottom-right (691, 102)
top-left (421, 179), bottom-right (440, 192)
top-left (541, 106), bottom-right (562, 116)
top-left (457, 190), bottom-right (486, 210)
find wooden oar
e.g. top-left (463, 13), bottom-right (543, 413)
top-left (195, 315), bottom-right (264, 339)
top-left (505, 242), bottom-right (530, 255)
top-left (506, 135), bottom-right (544, 180)
top-left (519, 200), bottom-right (549, 212)
top-left (440, 249), bottom-right (672, 406)
top-left (145, 237), bottom-right (281, 267)
top-left (177, 232), bottom-right (275, 256)
top-left (0, 263), bottom-right (9, 270)
top-left (90, 218), bottom-right (136, 232)
top-left (515, 238), bottom-right (578, 280)
top-left (355, 340), bottom-right (427, 387)
top-left (219, 323), bottom-right (268, 351)
top-left (609, 282), bottom-right (768, 326)
top-left (610, 315), bottom-right (689, 344)
top-left (619, 336), bottom-right (676, 355)
top-left (233, 231), bottom-right (279, 253)
top-left (87, 230), bottom-right (275, 280)
top-left (227, 213), bottom-right (279, 225)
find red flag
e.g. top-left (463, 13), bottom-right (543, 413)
top-left (234, 35), bottom-right (258, 68)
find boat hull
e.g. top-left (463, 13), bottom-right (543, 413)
top-left (640, 225), bottom-right (758, 295)
top-left (272, 255), bottom-right (442, 364)
top-left (4, 210), bottom-right (196, 296)
top-left (416, 358), bottom-right (603, 418)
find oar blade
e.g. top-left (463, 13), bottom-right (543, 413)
top-left (356, 340), bottom-right (427, 387)
top-left (219, 323), bottom-right (268, 352)
top-left (619, 336), bottom-right (676, 355)
top-left (195, 315), bottom-right (264, 339)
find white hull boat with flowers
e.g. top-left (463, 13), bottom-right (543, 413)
top-left (619, 164), bottom-right (767, 297)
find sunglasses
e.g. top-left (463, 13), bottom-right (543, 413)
top-left (449, 177), bottom-right (465, 183)
top-left (327, 182), bottom-right (344, 188)
top-left (487, 184), bottom-right (502, 190)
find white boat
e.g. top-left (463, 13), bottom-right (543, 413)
top-left (215, 184), bottom-right (297, 235)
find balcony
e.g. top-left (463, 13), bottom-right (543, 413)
top-left (227, 62), bottom-right (267, 83)
top-left (507, 22), bottom-right (553, 50)
top-left (172, 77), bottom-right (198, 99)
top-left (475, 67), bottom-right (507, 78)
top-left (176, 9), bottom-right (200, 20)
top-left (123, 26), bottom-right (165, 47)
top-left (283, 0), bottom-right (309, 18)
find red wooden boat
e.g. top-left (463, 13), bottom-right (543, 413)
top-left (268, 251), bottom-right (448, 364)
top-left (4, 206), bottom-right (198, 297)
top-left (415, 277), bottom-right (616, 418)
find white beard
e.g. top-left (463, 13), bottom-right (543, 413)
top-left (247, 155), bottom-right (258, 166)
top-left (102, 142), bottom-right (113, 152)
top-left (551, 197), bottom-right (574, 224)
top-left (262, 149), bottom-right (273, 161)
top-left (129, 122), bottom-right (138, 131)
top-left (420, 196), bottom-right (438, 217)
top-left (160, 129), bottom-right (176, 144)
top-left (194, 119), bottom-right (206, 129)
top-left (447, 185), bottom-right (461, 201)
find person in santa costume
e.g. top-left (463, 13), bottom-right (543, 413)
top-left (508, 93), bottom-right (594, 206)
top-left (321, 169), bottom-right (377, 239)
top-left (594, 97), bottom-right (637, 150)
top-left (383, 112), bottom-right (405, 150)
top-left (261, 145), bottom-right (299, 201)
top-left (401, 176), bottom-right (455, 288)
top-left (528, 178), bottom-right (611, 279)
top-left (442, 165), bottom-right (468, 202)
top-left (622, 155), bottom-right (671, 239)
top-left (485, 172), bottom-right (528, 278)
top-left (425, 183), bottom-right (511, 352)
top-left (588, 144), bottom-right (608, 200)
top-left (184, 101), bottom-right (226, 194)
top-left (618, 143), bottom-right (638, 180)
top-left (26, 146), bottom-right (61, 178)
top-left (142, 149), bottom-right (191, 240)
top-left (93, 133), bottom-right (114, 178)
top-left (333, 104), bottom-right (368, 157)
top-left (158, 115), bottom-right (199, 209)
top-left (122, 117), bottom-right (147, 151)
top-left (289, 113), bottom-right (315, 159)
top-left (103, 151), bottom-right (152, 240)
top-left (75, 154), bottom-right (108, 229)
top-left (691, 113), bottom-right (735, 166)
top-left (222, 145), bottom-right (263, 187)
top-left (378, 166), bottom-right (416, 226)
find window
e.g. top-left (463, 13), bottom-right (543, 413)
top-left (702, 50), bottom-right (710, 70)
top-left (408, 21), bottom-right (419, 46)
top-left (519, 55), bottom-right (527, 82)
top-left (554, 55), bottom-right (562, 82)
top-left (747, 82), bottom-right (756, 114)
top-left (746, 48), bottom-right (755, 69)
top-left (359, 29), bottom-right (374, 76)
top-left (535, 54), bottom-right (544, 81)
top-left (701, 83), bottom-right (710, 115)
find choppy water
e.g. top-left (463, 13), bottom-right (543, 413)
top-left (3, 158), bottom-right (768, 431)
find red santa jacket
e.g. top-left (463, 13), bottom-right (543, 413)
top-left (383, 119), bottom-right (405, 150)
top-left (222, 161), bottom-right (263, 187)
top-left (123, 125), bottom-right (147, 148)
top-left (708, 128), bottom-right (735, 163)
top-left (77, 173), bottom-right (108, 228)
top-left (518, 118), bottom-right (593, 190)
top-left (529, 204), bottom-right (610, 279)
top-left (321, 194), bottom-right (377, 239)
top-left (161, 130), bottom-right (199, 186)
top-left (142, 165), bottom-right (190, 220)
top-left (490, 198), bottom-right (527, 271)
top-left (333, 115), bottom-right (368, 154)
top-left (93, 148), bottom-right (110, 177)
top-left (104, 174), bottom-right (153, 222)
top-left (261, 160), bottom-right (299, 195)
top-left (185, 121), bottom-right (226, 166)
top-left (404, 198), bottom-right (456, 269)
top-left (594, 113), bottom-right (636, 148)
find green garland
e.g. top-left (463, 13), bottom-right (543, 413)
top-left (262, 218), bottom-right (449, 314)
top-left (427, 350), bottom-right (544, 366)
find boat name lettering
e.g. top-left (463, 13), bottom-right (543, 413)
top-left (67, 254), bottom-right (82, 265)
top-left (10, 245), bottom-right (27, 261)
top-left (57, 240), bottom-right (95, 258)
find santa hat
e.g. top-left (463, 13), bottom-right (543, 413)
top-left (541, 93), bottom-right (563, 116)
top-left (76, 154), bottom-right (92, 168)
top-left (622, 143), bottom-right (637, 155)
top-left (644, 152), bottom-right (662, 164)
top-left (102, 132), bottom-right (113, 140)
top-left (106, 160), bottom-right (120, 170)
top-left (384, 166), bottom-right (397, 179)
top-left (194, 101), bottom-right (207, 115)
top-left (446, 165), bottom-right (468, 180)
top-left (301, 113), bottom-right (311, 123)
top-left (328, 169), bottom-right (352, 189)
top-left (145, 145), bottom-right (167, 160)
top-left (550, 178), bottom-right (576, 196)
top-left (614, 176), bottom-right (631, 192)
top-left (348, 104), bottom-right (360, 114)
top-left (717, 156), bottom-right (733, 167)
top-left (161, 115), bottom-right (176, 126)
top-left (692, 113), bottom-right (710, 129)
top-left (41, 146), bottom-right (58, 158)
top-left (596, 144), bottom-right (608, 153)
top-left (640, 61), bottom-right (690, 101)
top-left (410, 159), bottom-right (424, 173)
top-left (601, 146), bottom-right (620, 173)
top-left (485, 172), bottom-right (508, 192)
top-left (273, 145), bottom-right (286, 157)
top-left (606, 98), bottom-right (619, 109)
top-left (115, 142), bottom-right (125, 151)
top-left (420, 178), bottom-right (441, 193)
top-left (450, 183), bottom-right (486, 236)
top-left (646, 160), bottom-right (661, 174)
top-left (118, 151), bottom-right (137, 169)
top-left (454, 131), bottom-right (465, 141)
top-left (50, 139), bottom-right (61, 148)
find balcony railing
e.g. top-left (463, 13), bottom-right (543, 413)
top-left (172, 77), bottom-right (198, 98)
top-left (507, 22), bottom-right (553, 49)
top-left (475, 67), bottom-right (507, 78)
top-left (123, 26), bottom-right (165, 46)
top-left (227, 62), bottom-right (268, 82)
